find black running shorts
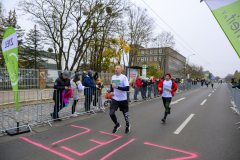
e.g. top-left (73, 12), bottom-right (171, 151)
top-left (110, 99), bottom-right (129, 112)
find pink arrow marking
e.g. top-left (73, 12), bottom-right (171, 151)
top-left (144, 142), bottom-right (198, 160)
top-left (61, 131), bottom-right (122, 156)
top-left (20, 137), bottom-right (75, 160)
top-left (52, 125), bottom-right (90, 145)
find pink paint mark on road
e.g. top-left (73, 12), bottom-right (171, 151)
top-left (61, 131), bottom-right (122, 156)
top-left (20, 137), bottom-right (75, 160)
top-left (144, 142), bottom-right (198, 160)
top-left (100, 139), bottom-right (135, 160)
top-left (52, 125), bottom-right (90, 145)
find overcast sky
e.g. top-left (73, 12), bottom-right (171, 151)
top-left (2, 0), bottom-right (240, 78)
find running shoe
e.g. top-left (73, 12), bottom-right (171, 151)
top-left (112, 123), bottom-right (121, 134)
top-left (168, 107), bottom-right (171, 114)
top-left (125, 124), bottom-right (131, 133)
top-left (162, 119), bottom-right (166, 123)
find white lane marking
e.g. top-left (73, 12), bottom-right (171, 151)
top-left (201, 99), bottom-right (207, 105)
top-left (174, 114), bottom-right (195, 134)
top-left (175, 97), bottom-right (186, 102)
top-left (171, 97), bottom-right (186, 105)
top-left (208, 94), bottom-right (211, 97)
top-left (212, 91), bottom-right (214, 93)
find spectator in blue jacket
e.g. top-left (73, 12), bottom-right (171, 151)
top-left (83, 70), bottom-right (99, 113)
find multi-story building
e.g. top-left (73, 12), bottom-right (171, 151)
top-left (133, 47), bottom-right (186, 78)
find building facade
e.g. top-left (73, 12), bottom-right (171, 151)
top-left (133, 47), bottom-right (186, 78)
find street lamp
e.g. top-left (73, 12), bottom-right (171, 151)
top-left (185, 54), bottom-right (195, 78)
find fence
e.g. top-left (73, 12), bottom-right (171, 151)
top-left (0, 68), bottom-right (39, 90)
top-left (227, 83), bottom-right (240, 113)
top-left (0, 81), bottom-right (201, 136)
top-left (227, 83), bottom-right (240, 129)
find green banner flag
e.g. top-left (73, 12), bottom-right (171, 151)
top-left (204, 0), bottom-right (240, 58)
top-left (1, 27), bottom-right (19, 112)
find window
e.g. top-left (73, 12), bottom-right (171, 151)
top-left (150, 50), bottom-right (153, 54)
top-left (159, 49), bottom-right (163, 53)
top-left (137, 57), bottom-right (140, 62)
top-left (141, 51), bottom-right (144, 54)
top-left (154, 66), bottom-right (157, 69)
top-left (159, 65), bottom-right (161, 69)
top-left (154, 56), bottom-right (157, 61)
top-left (141, 57), bottom-right (144, 62)
top-left (159, 56), bottom-right (161, 61)
top-left (150, 56), bottom-right (153, 61)
top-left (154, 50), bottom-right (157, 54)
top-left (146, 50), bottom-right (149, 54)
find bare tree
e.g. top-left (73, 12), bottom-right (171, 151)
top-left (153, 31), bottom-right (175, 76)
top-left (126, 5), bottom-right (155, 66)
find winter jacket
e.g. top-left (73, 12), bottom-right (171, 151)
top-left (157, 79), bottom-right (178, 97)
top-left (155, 80), bottom-right (160, 86)
top-left (71, 80), bottom-right (85, 100)
top-left (81, 73), bottom-right (87, 84)
top-left (142, 79), bottom-right (148, 87)
top-left (135, 78), bottom-right (143, 89)
top-left (53, 73), bottom-right (71, 102)
top-left (83, 75), bottom-right (96, 95)
top-left (147, 80), bottom-right (153, 91)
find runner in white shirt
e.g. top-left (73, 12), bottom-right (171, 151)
top-left (109, 65), bottom-right (131, 134)
top-left (158, 73), bottom-right (178, 123)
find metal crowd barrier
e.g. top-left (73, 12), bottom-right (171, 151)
top-left (130, 82), bottom-right (201, 102)
top-left (227, 83), bottom-right (240, 129)
top-left (0, 90), bottom-right (40, 134)
top-left (0, 81), bottom-right (201, 136)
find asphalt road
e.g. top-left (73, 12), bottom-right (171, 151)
top-left (1, 83), bottom-right (240, 160)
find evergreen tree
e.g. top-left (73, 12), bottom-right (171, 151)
top-left (21, 25), bottom-right (46, 69)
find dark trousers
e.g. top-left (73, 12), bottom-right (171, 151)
top-left (53, 101), bottom-right (65, 119)
top-left (211, 84), bottom-right (214, 88)
top-left (85, 95), bottom-right (93, 112)
top-left (72, 100), bottom-right (78, 114)
top-left (162, 97), bottom-right (172, 119)
top-left (93, 92), bottom-right (98, 106)
top-left (109, 109), bottom-right (129, 126)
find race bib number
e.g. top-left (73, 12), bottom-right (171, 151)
top-left (112, 80), bottom-right (121, 85)
top-left (164, 88), bottom-right (169, 92)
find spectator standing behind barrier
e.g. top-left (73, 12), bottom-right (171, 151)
top-left (81, 71), bottom-right (87, 84)
top-left (232, 79), bottom-right (240, 89)
top-left (71, 69), bottom-right (78, 81)
top-left (128, 77), bottom-right (136, 102)
top-left (83, 70), bottom-right (99, 113)
top-left (147, 77), bottom-right (153, 99)
top-left (96, 79), bottom-right (104, 110)
top-left (141, 78), bottom-right (148, 100)
top-left (70, 73), bottom-right (84, 117)
top-left (134, 76), bottom-right (143, 102)
top-left (154, 78), bottom-right (160, 97)
top-left (51, 71), bottom-right (71, 121)
top-left (93, 72), bottom-right (99, 109)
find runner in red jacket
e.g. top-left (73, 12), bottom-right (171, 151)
top-left (157, 73), bottom-right (178, 123)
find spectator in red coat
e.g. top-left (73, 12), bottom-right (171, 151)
top-left (134, 76), bottom-right (143, 101)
